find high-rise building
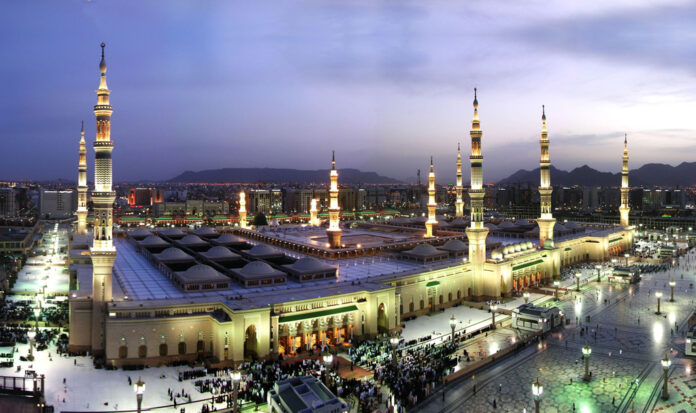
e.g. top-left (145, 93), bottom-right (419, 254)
top-left (90, 43), bottom-right (117, 355)
top-left (537, 106), bottom-right (555, 247)
top-left (466, 89), bottom-right (489, 298)
top-left (0, 188), bottom-right (18, 217)
top-left (40, 189), bottom-right (75, 219)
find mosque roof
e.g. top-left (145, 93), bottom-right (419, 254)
top-left (177, 264), bottom-right (228, 282)
top-left (160, 228), bottom-right (186, 237)
top-left (439, 239), bottom-right (468, 252)
top-left (247, 244), bottom-right (282, 257)
top-left (236, 261), bottom-right (286, 279)
top-left (284, 257), bottom-right (336, 274)
top-left (215, 233), bottom-right (247, 245)
top-left (179, 234), bottom-right (208, 246)
top-left (403, 244), bottom-right (447, 257)
top-left (193, 227), bottom-right (218, 237)
top-left (129, 228), bottom-right (152, 238)
top-left (202, 246), bottom-right (240, 260)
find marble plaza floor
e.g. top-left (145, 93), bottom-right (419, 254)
top-left (420, 250), bottom-right (696, 413)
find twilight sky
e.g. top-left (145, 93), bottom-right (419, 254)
top-left (2, 0), bottom-right (696, 183)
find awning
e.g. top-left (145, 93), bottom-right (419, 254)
top-left (513, 259), bottom-right (544, 271)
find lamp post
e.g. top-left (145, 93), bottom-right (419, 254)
top-left (532, 376), bottom-right (543, 413)
top-left (669, 280), bottom-right (675, 302)
top-left (389, 336), bottom-right (399, 367)
top-left (656, 291), bottom-right (663, 315)
top-left (231, 371), bottom-right (241, 413)
top-left (490, 304), bottom-right (498, 330)
top-left (33, 307), bottom-right (40, 331)
top-left (575, 272), bottom-right (581, 292)
top-left (27, 331), bottom-right (36, 361)
top-left (523, 291), bottom-right (530, 304)
top-left (133, 377), bottom-right (145, 413)
top-left (595, 264), bottom-right (602, 282)
top-left (582, 341), bottom-right (592, 381)
top-left (449, 315), bottom-right (456, 342)
top-left (624, 253), bottom-right (630, 266)
top-left (553, 280), bottom-right (560, 300)
top-left (322, 353), bottom-right (333, 386)
top-left (661, 353), bottom-right (671, 400)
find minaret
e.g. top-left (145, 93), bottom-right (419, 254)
top-left (310, 198), bottom-right (319, 226)
top-left (425, 156), bottom-right (438, 238)
top-left (537, 105), bottom-right (556, 247)
top-left (239, 190), bottom-right (247, 229)
top-left (465, 88), bottom-right (489, 298)
top-left (90, 43), bottom-right (116, 355)
top-left (619, 134), bottom-right (630, 226)
top-left (76, 121), bottom-right (88, 234)
top-left (326, 151), bottom-right (342, 248)
top-left (455, 143), bottom-right (464, 217)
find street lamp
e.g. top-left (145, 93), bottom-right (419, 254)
top-left (595, 264), bottom-right (602, 282)
top-left (490, 304), bottom-right (498, 330)
top-left (133, 377), bottom-right (145, 413)
top-left (322, 353), bottom-right (334, 386)
top-left (661, 353), bottom-right (671, 400)
top-left (656, 291), bottom-right (663, 315)
top-left (523, 291), bottom-right (530, 304)
top-left (389, 336), bottom-right (399, 367)
top-left (230, 371), bottom-right (241, 413)
top-left (27, 331), bottom-right (36, 361)
top-left (449, 315), bottom-right (456, 342)
top-left (532, 376), bottom-right (543, 413)
top-left (669, 280), bottom-right (676, 302)
top-left (624, 253), bottom-right (630, 266)
top-left (553, 280), bottom-right (560, 300)
top-left (575, 272), bottom-right (581, 292)
top-left (582, 341), bottom-right (592, 381)
top-left (33, 308), bottom-right (40, 331)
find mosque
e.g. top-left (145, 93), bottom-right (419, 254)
top-left (68, 45), bottom-right (634, 366)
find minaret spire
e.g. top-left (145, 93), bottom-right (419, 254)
top-left (456, 142), bottom-right (464, 217)
top-left (239, 190), bottom-right (247, 229)
top-left (466, 88), bottom-right (490, 299)
top-left (537, 104), bottom-right (556, 249)
top-left (76, 121), bottom-right (88, 234)
top-left (90, 42), bottom-right (116, 355)
top-left (326, 151), bottom-right (342, 247)
top-left (620, 134), bottom-right (630, 226)
top-left (425, 156), bottom-right (437, 238)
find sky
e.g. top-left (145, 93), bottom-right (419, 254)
top-left (1, 0), bottom-right (696, 183)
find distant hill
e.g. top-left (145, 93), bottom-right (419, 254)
top-left (168, 168), bottom-right (402, 184)
top-left (498, 162), bottom-right (696, 187)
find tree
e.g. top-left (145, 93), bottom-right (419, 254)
top-left (253, 212), bottom-right (268, 227)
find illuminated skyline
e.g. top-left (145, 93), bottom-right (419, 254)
top-left (1, 0), bottom-right (695, 182)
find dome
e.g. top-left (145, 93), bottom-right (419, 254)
top-left (516, 219), bottom-right (532, 226)
top-left (193, 227), bottom-right (218, 237)
top-left (157, 247), bottom-right (193, 262)
top-left (484, 222), bottom-right (498, 230)
top-left (180, 264), bottom-right (225, 281)
top-left (503, 246), bottom-right (511, 255)
top-left (179, 234), bottom-right (207, 245)
top-left (160, 228), bottom-right (185, 237)
top-left (129, 228), bottom-right (152, 238)
top-left (248, 244), bottom-right (280, 257)
top-left (406, 244), bottom-right (442, 256)
top-left (289, 257), bottom-right (335, 272)
top-left (526, 227), bottom-right (540, 235)
top-left (441, 240), bottom-right (467, 251)
top-left (216, 233), bottom-right (246, 244)
top-left (514, 244), bottom-right (522, 252)
top-left (554, 224), bottom-right (567, 232)
top-left (491, 250), bottom-right (503, 260)
top-left (139, 235), bottom-right (168, 246)
top-left (565, 221), bottom-right (581, 229)
top-left (498, 221), bottom-right (517, 229)
top-left (239, 261), bottom-right (282, 277)
top-left (412, 216), bottom-right (427, 224)
top-left (450, 219), bottom-right (469, 227)
top-left (202, 246), bottom-right (240, 260)
top-left (392, 217), bottom-right (411, 225)
top-left (525, 241), bottom-right (534, 249)
top-left (437, 220), bottom-right (451, 228)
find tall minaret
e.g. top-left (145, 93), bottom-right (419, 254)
top-left (425, 157), bottom-right (438, 237)
top-left (239, 190), bottom-right (247, 229)
top-left (455, 143), bottom-right (464, 217)
top-left (76, 121), bottom-right (88, 234)
top-left (465, 88), bottom-right (489, 298)
top-left (90, 43), bottom-right (116, 355)
top-left (310, 198), bottom-right (319, 226)
top-left (326, 151), bottom-right (342, 248)
top-left (619, 134), bottom-right (630, 227)
top-left (537, 105), bottom-right (556, 247)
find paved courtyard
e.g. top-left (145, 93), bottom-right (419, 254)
top-left (420, 249), bottom-right (696, 413)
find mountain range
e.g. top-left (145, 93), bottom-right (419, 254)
top-left (169, 168), bottom-right (402, 184)
top-left (498, 162), bottom-right (696, 187)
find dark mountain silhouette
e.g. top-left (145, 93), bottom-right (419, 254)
top-left (498, 162), bottom-right (696, 187)
top-left (168, 168), bottom-right (402, 184)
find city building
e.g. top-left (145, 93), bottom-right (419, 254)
top-left (39, 189), bottom-right (75, 219)
top-left (128, 187), bottom-right (164, 207)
